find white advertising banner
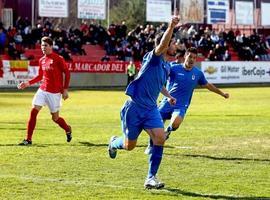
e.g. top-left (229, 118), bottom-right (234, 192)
top-left (261, 2), bottom-right (270, 26)
top-left (0, 60), bottom-right (39, 88)
top-left (180, 0), bottom-right (204, 23)
top-left (146, 0), bottom-right (171, 22)
top-left (78, 0), bottom-right (106, 19)
top-left (207, 0), bottom-right (229, 24)
top-left (39, 0), bottom-right (68, 18)
top-left (201, 62), bottom-right (270, 84)
top-left (235, 1), bottom-right (253, 25)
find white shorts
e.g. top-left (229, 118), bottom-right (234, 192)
top-left (32, 88), bottom-right (62, 113)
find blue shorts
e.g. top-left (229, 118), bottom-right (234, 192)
top-left (120, 100), bottom-right (164, 140)
top-left (158, 101), bottom-right (187, 120)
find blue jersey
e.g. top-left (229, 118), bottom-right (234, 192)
top-left (125, 50), bottom-right (170, 109)
top-left (161, 62), bottom-right (208, 108)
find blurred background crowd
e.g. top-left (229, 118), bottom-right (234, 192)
top-left (0, 17), bottom-right (270, 62)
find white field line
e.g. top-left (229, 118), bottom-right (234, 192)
top-left (174, 146), bottom-right (193, 149)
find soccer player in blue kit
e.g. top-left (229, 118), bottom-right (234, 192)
top-left (108, 16), bottom-right (180, 189)
top-left (145, 47), bottom-right (229, 154)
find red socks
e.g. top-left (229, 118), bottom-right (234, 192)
top-left (26, 108), bottom-right (39, 141)
top-left (26, 108), bottom-right (70, 141)
top-left (54, 117), bottom-right (70, 133)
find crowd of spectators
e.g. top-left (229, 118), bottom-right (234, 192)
top-left (0, 17), bottom-right (270, 62)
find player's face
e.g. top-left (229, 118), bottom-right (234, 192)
top-left (41, 41), bottom-right (53, 55)
top-left (184, 52), bottom-right (197, 69)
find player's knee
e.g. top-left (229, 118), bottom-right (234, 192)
top-left (153, 136), bottom-right (165, 146)
top-left (125, 144), bottom-right (136, 151)
top-left (172, 119), bottom-right (182, 130)
top-left (172, 123), bottom-right (179, 131)
top-left (52, 116), bottom-right (59, 122)
top-left (124, 140), bottom-right (137, 151)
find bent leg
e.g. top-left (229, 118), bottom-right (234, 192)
top-left (108, 100), bottom-right (142, 158)
top-left (110, 136), bottom-right (137, 150)
top-left (166, 114), bottom-right (183, 137)
top-left (51, 111), bottom-right (70, 133)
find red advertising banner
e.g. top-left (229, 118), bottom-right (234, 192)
top-left (67, 61), bottom-right (140, 73)
top-left (27, 60), bottom-right (141, 73)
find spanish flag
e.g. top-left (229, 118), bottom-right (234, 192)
top-left (9, 60), bottom-right (29, 72)
top-left (0, 60), bottom-right (3, 77)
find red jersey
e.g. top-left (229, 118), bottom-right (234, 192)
top-left (29, 52), bottom-right (70, 93)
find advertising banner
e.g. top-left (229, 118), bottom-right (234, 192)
top-left (207, 0), bottom-right (229, 24)
top-left (261, 2), bottom-right (270, 26)
top-left (0, 60), bottom-right (39, 88)
top-left (146, 0), bottom-right (171, 22)
top-left (201, 61), bottom-right (270, 84)
top-left (78, 0), bottom-right (106, 20)
top-left (68, 61), bottom-right (140, 73)
top-left (0, 60), bottom-right (141, 87)
top-left (180, 0), bottom-right (204, 23)
top-left (235, 1), bottom-right (253, 25)
top-left (39, 0), bottom-right (68, 18)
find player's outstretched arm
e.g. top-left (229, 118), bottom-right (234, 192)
top-left (205, 83), bottom-right (229, 99)
top-left (18, 64), bottom-right (43, 90)
top-left (154, 16), bottom-right (180, 56)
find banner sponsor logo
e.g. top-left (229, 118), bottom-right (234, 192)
top-left (39, 0), bottom-right (68, 18)
top-left (204, 65), bottom-right (218, 74)
top-left (146, 0), bottom-right (171, 22)
top-left (78, 0), bottom-right (106, 19)
top-left (235, 1), bottom-right (254, 25)
top-left (207, 0), bottom-right (229, 24)
top-left (202, 61), bottom-right (270, 83)
top-left (261, 2), bottom-right (270, 26)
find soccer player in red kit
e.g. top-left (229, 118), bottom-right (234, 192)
top-left (17, 36), bottom-right (72, 145)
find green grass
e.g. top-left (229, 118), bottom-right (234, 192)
top-left (0, 87), bottom-right (269, 200)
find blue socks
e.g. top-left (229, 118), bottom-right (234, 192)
top-left (111, 136), bottom-right (124, 149)
top-left (147, 145), bottom-right (164, 178)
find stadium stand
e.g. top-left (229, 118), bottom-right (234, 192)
top-left (0, 17), bottom-right (270, 63)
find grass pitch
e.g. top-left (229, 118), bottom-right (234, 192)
top-left (0, 87), bottom-right (269, 200)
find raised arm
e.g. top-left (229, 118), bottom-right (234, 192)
top-left (154, 16), bottom-right (180, 56)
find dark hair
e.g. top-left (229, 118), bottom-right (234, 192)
top-left (155, 32), bottom-right (164, 47)
top-left (186, 47), bottom-right (198, 55)
top-left (41, 36), bottom-right (53, 46)
top-left (176, 49), bottom-right (186, 57)
top-left (155, 32), bottom-right (175, 47)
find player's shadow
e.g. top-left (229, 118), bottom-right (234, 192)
top-left (79, 141), bottom-right (107, 147)
top-left (0, 127), bottom-right (25, 130)
top-left (0, 144), bottom-right (20, 147)
top-left (162, 188), bottom-right (270, 200)
top-left (0, 142), bottom-right (107, 148)
top-left (183, 154), bottom-right (270, 163)
top-left (0, 122), bottom-right (25, 124)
